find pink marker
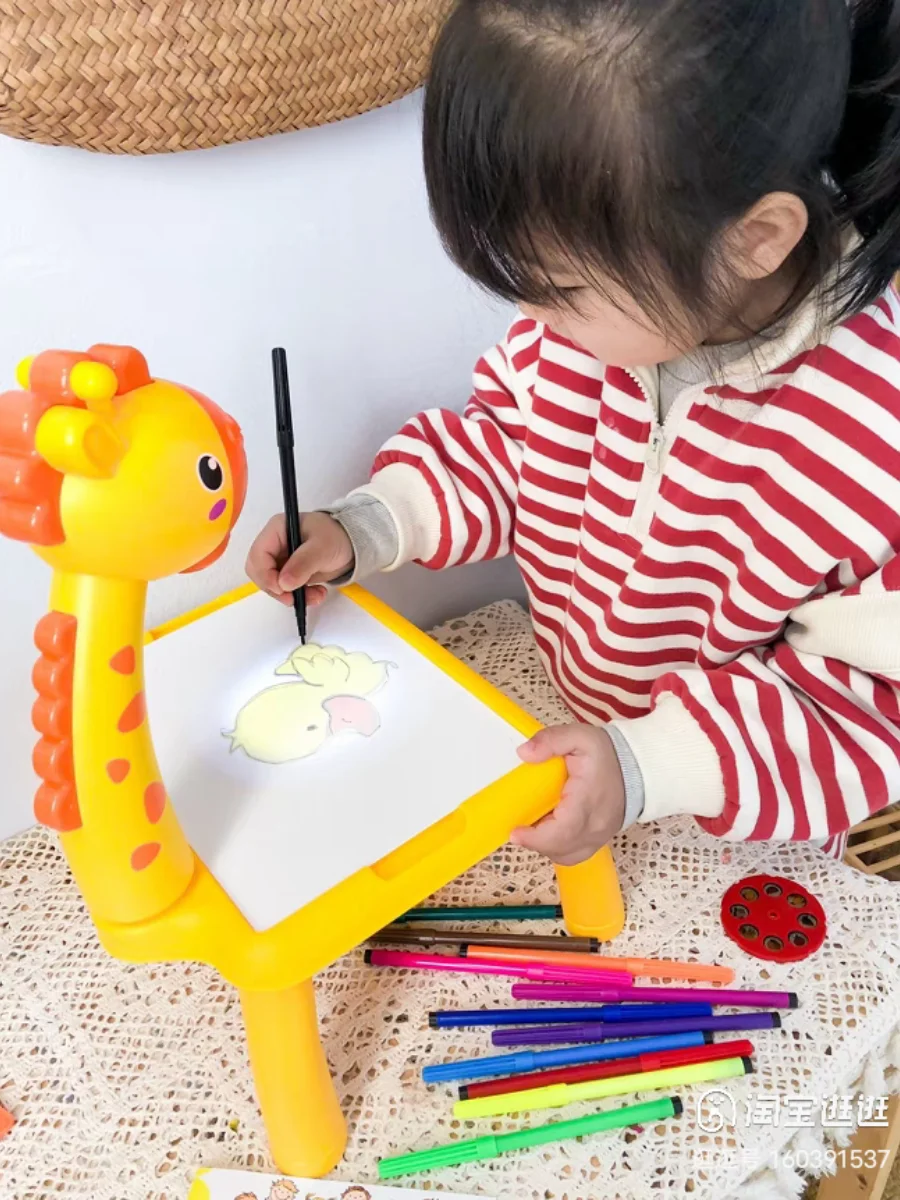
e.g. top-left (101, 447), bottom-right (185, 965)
top-left (365, 949), bottom-right (633, 987)
top-left (511, 983), bottom-right (799, 1009)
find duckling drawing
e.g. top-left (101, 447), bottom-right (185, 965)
top-left (225, 644), bottom-right (394, 764)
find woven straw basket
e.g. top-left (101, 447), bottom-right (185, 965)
top-left (0, 0), bottom-right (453, 154)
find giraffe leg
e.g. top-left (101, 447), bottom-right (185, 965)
top-left (555, 846), bottom-right (626, 940)
top-left (240, 980), bottom-right (347, 1177)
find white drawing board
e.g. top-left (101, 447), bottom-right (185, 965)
top-left (146, 590), bottom-right (524, 931)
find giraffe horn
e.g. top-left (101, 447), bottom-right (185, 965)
top-left (35, 407), bottom-right (124, 479)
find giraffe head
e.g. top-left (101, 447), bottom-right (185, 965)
top-left (0, 345), bottom-right (247, 579)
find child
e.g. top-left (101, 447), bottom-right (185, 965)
top-left (266, 1182), bottom-right (299, 1200)
top-left (248, 0), bottom-right (900, 866)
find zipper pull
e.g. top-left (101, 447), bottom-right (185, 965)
top-left (646, 427), bottom-right (665, 473)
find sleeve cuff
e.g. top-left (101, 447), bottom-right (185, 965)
top-left (605, 723), bottom-right (646, 829)
top-left (321, 493), bottom-right (400, 584)
top-left (609, 697), bottom-right (725, 825)
top-left (350, 462), bottom-right (443, 570)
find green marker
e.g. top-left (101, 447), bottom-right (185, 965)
top-left (397, 904), bottom-right (564, 923)
top-left (377, 1095), bottom-right (681, 1179)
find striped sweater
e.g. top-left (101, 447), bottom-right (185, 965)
top-left (351, 284), bottom-right (900, 848)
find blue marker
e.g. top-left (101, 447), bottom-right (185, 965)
top-left (422, 1030), bottom-right (711, 1084)
top-left (429, 1003), bottom-right (714, 1029)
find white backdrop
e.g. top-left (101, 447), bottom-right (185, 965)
top-left (0, 95), bottom-right (522, 838)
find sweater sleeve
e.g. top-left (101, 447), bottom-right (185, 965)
top-left (611, 559), bottom-right (900, 842)
top-left (348, 319), bottom-right (538, 571)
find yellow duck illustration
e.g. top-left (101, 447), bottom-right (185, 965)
top-left (225, 644), bottom-right (393, 764)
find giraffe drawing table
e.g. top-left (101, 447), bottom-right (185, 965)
top-left (0, 345), bottom-right (625, 1177)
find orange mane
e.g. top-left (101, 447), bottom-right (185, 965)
top-left (0, 345), bottom-right (151, 546)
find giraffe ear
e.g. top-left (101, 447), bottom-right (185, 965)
top-left (35, 407), bottom-right (124, 478)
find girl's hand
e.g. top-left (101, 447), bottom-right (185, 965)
top-left (245, 511), bottom-right (353, 609)
top-left (512, 724), bottom-right (626, 865)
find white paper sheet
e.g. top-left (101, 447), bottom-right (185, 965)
top-left (146, 590), bottom-right (523, 931)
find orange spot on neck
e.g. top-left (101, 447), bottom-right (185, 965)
top-left (107, 759), bottom-right (131, 783)
top-left (109, 646), bottom-right (136, 675)
top-left (144, 782), bottom-right (166, 824)
top-left (131, 842), bottom-right (160, 871)
top-left (117, 692), bottom-right (146, 734)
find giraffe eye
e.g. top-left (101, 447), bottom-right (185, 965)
top-left (197, 455), bottom-right (223, 491)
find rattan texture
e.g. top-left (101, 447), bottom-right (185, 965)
top-left (0, 0), bottom-right (452, 154)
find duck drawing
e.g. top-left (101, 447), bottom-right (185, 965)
top-left (225, 643), bottom-right (394, 764)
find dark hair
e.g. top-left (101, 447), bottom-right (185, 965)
top-left (423, 0), bottom-right (900, 339)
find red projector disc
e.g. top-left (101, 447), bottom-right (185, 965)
top-left (721, 874), bottom-right (826, 962)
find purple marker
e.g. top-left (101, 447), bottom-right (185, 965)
top-left (491, 1011), bottom-right (783, 1047)
top-left (510, 983), bottom-right (799, 1009)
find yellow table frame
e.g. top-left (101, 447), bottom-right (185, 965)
top-left (96, 583), bottom-right (626, 1176)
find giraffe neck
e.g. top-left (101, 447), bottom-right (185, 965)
top-left (34, 572), bottom-right (194, 924)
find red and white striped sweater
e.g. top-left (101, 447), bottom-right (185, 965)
top-left (355, 284), bottom-right (900, 848)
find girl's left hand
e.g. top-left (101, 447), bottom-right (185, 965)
top-left (512, 724), bottom-right (626, 866)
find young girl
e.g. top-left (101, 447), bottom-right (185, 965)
top-left (248, 0), bottom-right (900, 867)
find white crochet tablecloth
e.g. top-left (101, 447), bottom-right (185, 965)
top-left (3, 599), bottom-right (900, 1200)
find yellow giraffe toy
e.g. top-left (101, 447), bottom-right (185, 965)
top-left (0, 346), bottom-right (247, 922)
top-left (0, 343), bottom-right (625, 1178)
top-left (0, 344), bottom-right (345, 1174)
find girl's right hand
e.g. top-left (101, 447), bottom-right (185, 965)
top-left (245, 511), bottom-right (354, 609)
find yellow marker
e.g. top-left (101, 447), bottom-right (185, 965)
top-left (453, 1055), bottom-right (751, 1119)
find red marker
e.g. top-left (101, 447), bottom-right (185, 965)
top-left (458, 1038), bottom-right (755, 1101)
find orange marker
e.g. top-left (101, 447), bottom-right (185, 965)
top-left (466, 944), bottom-right (734, 984)
top-left (0, 1105), bottom-right (14, 1140)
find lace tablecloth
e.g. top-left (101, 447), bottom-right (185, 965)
top-left (2, 599), bottom-right (900, 1200)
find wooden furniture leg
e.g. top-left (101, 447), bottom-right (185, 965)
top-left (815, 1096), bottom-right (900, 1199)
top-left (556, 846), bottom-right (625, 940)
top-left (240, 980), bottom-right (347, 1177)
top-left (845, 804), bottom-right (900, 880)
top-left (819, 811), bottom-right (900, 1199)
